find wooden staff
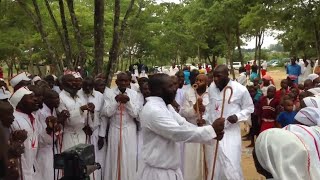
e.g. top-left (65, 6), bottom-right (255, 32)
top-left (211, 86), bottom-right (233, 180)
top-left (192, 84), bottom-right (208, 180)
top-left (117, 103), bottom-right (124, 180)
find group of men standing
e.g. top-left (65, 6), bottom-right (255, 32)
top-left (1, 64), bottom-right (254, 180)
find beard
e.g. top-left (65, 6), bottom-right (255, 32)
top-left (162, 89), bottom-right (176, 105)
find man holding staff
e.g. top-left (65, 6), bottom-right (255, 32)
top-left (205, 65), bottom-right (254, 180)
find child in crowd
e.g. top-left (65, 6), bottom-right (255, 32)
top-left (246, 85), bottom-right (261, 147)
top-left (289, 87), bottom-right (300, 110)
top-left (258, 86), bottom-right (279, 132)
top-left (275, 79), bottom-right (289, 100)
top-left (276, 99), bottom-right (297, 128)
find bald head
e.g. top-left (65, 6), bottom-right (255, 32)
top-left (214, 65), bottom-right (229, 76)
top-left (213, 65), bottom-right (230, 90)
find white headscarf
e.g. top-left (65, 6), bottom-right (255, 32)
top-left (307, 74), bottom-right (319, 81)
top-left (31, 76), bottom-right (41, 85)
top-left (9, 87), bottom-right (32, 108)
top-left (295, 107), bottom-right (320, 126)
top-left (303, 96), bottom-right (320, 108)
top-left (307, 88), bottom-right (320, 96)
top-left (0, 87), bottom-right (11, 100)
top-left (284, 125), bottom-right (320, 179)
top-left (255, 128), bottom-right (311, 180)
top-left (9, 72), bottom-right (30, 88)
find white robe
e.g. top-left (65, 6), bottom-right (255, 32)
top-left (300, 60), bottom-right (312, 84)
top-left (79, 89), bottom-right (106, 180)
top-left (103, 88), bottom-right (140, 180)
top-left (11, 111), bottom-right (40, 180)
top-left (34, 104), bottom-right (59, 180)
top-left (57, 90), bottom-right (86, 151)
top-left (138, 97), bottom-right (216, 180)
top-left (180, 88), bottom-right (211, 180)
top-left (204, 80), bottom-right (254, 180)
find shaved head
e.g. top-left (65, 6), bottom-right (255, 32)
top-left (214, 65), bottom-right (229, 76)
top-left (213, 64), bottom-right (230, 90)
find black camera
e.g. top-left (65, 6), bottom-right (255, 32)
top-left (54, 144), bottom-right (100, 180)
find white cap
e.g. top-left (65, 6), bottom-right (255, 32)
top-left (31, 76), bottom-right (41, 84)
top-left (307, 88), bottom-right (320, 95)
top-left (306, 74), bottom-right (319, 81)
top-left (72, 72), bottom-right (82, 79)
top-left (294, 107), bottom-right (320, 126)
top-left (0, 87), bottom-right (11, 100)
top-left (9, 87), bottom-right (33, 108)
top-left (10, 72), bottom-right (30, 88)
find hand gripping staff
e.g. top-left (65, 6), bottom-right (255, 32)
top-left (192, 84), bottom-right (208, 180)
top-left (211, 86), bottom-right (233, 180)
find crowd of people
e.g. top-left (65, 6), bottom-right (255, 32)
top-left (0, 60), bottom-right (320, 180)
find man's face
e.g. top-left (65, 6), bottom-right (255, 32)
top-left (281, 80), bottom-right (288, 89)
top-left (45, 94), bottom-right (60, 109)
top-left (94, 82), bottom-right (106, 94)
top-left (161, 77), bottom-right (176, 104)
top-left (63, 76), bottom-right (78, 95)
top-left (83, 80), bottom-right (94, 95)
top-left (34, 91), bottom-right (44, 109)
top-left (176, 74), bottom-right (184, 88)
top-left (46, 79), bottom-right (55, 89)
top-left (195, 75), bottom-right (207, 89)
top-left (20, 93), bottom-right (39, 112)
top-left (74, 78), bottom-right (83, 91)
top-left (1, 106), bottom-right (14, 128)
top-left (267, 88), bottom-right (276, 99)
top-left (213, 70), bottom-right (229, 90)
top-left (116, 74), bottom-right (130, 93)
top-left (141, 83), bottom-right (151, 98)
top-left (248, 87), bottom-right (257, 98)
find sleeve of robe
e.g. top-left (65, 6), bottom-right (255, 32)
top-left (235, 89), bottom-right (254, 122)
top-left (37, 112), bottom-right (53, 146)
top-left (57, 96), bottom-right (85, 126)
top-left (179, 93), bottom-right (198, 121)
top-left (147, 105), bottom-right (216, 143)
top-left (103, 93), bottom-right (119, 118)
top-left (124, 90), bottom-right (139, 118)
top-left (98, 100), bottom-right (108, 137)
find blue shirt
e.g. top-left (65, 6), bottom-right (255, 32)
top-left (287, 64), bottom-right (301, 83)
top-left (250, 72), bottom-right (258, 82)
top-left (277, 111), bottom-right (297, 127)
top-left (183, 70), bottom-right (190, 85)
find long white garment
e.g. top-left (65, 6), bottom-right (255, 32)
top-left (180, 88), bottom-right (210, 180)
top-left (34, 104), bottom-right (58, 180)
top-left (57, 90), bottom-right (86, 151)
top-left (284, 124), bottom-right (320, 179)
top-left (103, 88), bottom-right (140, 180)
top-left (236, 72), bottom-right (247, 86)
top-left (175, 88), bottom-right (185, 107)
top-left (136, 92), bottom-right (145, 169)
top-left (300, 60), bottom-right (312, 84)
top-left (79, 89), bottom-right (106, 180)
top-left (11, 111), bottom-right (40, 180)
top-left (205, 80), bottom-right (254, 180)
top-left (138, 97), bottom-right (216, 180)
top-left (255, 128), bottom-right (312, 180)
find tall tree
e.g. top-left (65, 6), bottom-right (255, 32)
top-left (94, 0), bottom-right (105, 74)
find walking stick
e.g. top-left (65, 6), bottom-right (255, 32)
top-left (211, 86), bottom-right (233, 180)
top-left (192, 84), bottom-right (208, 180)
top-left (117, 103), bottom-right (124, 180)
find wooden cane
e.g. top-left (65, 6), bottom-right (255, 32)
top-left (211, 86), bottom-right (233, 180)
top-left (117, 103), bottom-right (124, 180)
top-left (192, 84), bottom-right (208, 180)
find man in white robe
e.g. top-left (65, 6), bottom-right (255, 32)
top-left (103, 72), bottom-right (140, 180)
top-left (180, 74), bottom-right (211, 180)
top-left (79, 77), bottom-right (106, 180)
top-left (205, 65), bottom-right (254, 180)
top-left (9, 87), bottom-right (41, 180)
top-left (138, 73), bottom-right (225, 180)
top-left (57, 74), bottom-right (94, 151)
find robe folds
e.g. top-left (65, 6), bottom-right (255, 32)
top-left (204, 80), bottom-right (254, 180)
top-left (138, 96), bottom-right (216, 180)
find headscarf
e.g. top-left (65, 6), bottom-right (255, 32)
top-left (9, 72), bottom-right (30, 88)
top-left (284, 124), bottom-right (320, 179)
top-left (255, 128), bottom-right (311, 180)
top-left (307, 74), bottom-right (319, 81)
top-left (303, 97), bottom-right (320, 108)
top-left (307, 88), bottom-right (320, 96)
top-left (0, 87), bottom-right (11, 100)
top-left (8, 87), bottom-right (32, 108)
top-left (295, 107), bottom-right (320, 126)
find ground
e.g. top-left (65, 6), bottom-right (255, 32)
top-left (241, 67), bottom-right (286, 180)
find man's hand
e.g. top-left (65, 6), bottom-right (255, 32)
top-left (212, 118), bottom-right (225, 140)
top-left (193, 98), bottom-right (205, 113)
top-left (46, 116), bottom-right (57, 129)
top-left (98, 136), bottom-right (104, 150)
top-left (115, 94), bottom-right (130, 104)
top-left (227, 115), bottom-right (238, 124)
top-left (82, 125), bottom-right (93, 136)
top-left (8, 142), bottom-right (24, 158)
top-left (57, 110), bottom-right (70, 124)
top-left (87, 103), bottom-right (95, 113)
top-left (197, 119), bottom-right (206, 127)
top-left (11, 130), bottom-right (27, 143)
top-left (5, 159), bottom-right (19, 180)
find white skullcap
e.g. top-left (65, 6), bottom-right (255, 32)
top-left (31, 76), bottom-right (41, 84)
top-left (295, 107), bottom-right (320, 126)
top-left (307, 88), bottom-right (320, 95)
top-left (0, 87), bottom-right (11, 100)
top-left (9, 87), bottom-right (32, 108)
top-left (10, 72), bottom-right (30, 88)
top-left (306, 74), bottom-right (319, 81)
top-left (0, 78), bottom-right (4, 82)
top-left (255, 128), bottom-right (311, 180)
top-left (303, 96), bottom-right (320, 108)
top-left (72, 72), bottom-right (82, 79)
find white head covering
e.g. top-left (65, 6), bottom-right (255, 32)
top-left (307, 74), bottom-right (319, 81)
top-left (0, 87), bottom-right (11, 100)
top-left (72, 72), bottom-right (82, 79)
top-left (9, 72), bottom-right (30, 88)
top-left (303, 96), bottom-right (320, 108)
top-left (295, 107), bottom-right (320, 126)
top-left (52, 75), bottom-right (58, 81)
top-left (284, 124), bottom-right (320, 179)
top-left (255, 128), bottom-right (311, 180)
top-left (9, 87), bottom-right (32, 108)
top-left (31, 76), bottom-right (41, 85)
top-left (307, 88), bottom-right (320, 95)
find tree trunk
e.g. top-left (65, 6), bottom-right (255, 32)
top-left (236, 26), bottom-right (243, 66)
top-left (17, 0), bottom-right (62, 75)
top-left (314, 22), bottom-right (320, 60)
top-left (44, 0), bottom-right (67, 69)
top-left (94, 0), bottom-right (105, 75)
top-left (106, 0), bottom-right (135, 86)
top-left (58, 0), bottom-right (73, 69)
top-left (66, 0), bottom-right (86, 67)
top-left (254, 34), bottom-right (258, 61)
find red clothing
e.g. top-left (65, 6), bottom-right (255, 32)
top-left (245, 64), bottom-right (251, 71)
top-left (258, 96), bottom-right (280, 132)
top-left (275, 88), bottom-right (290, 100)
top-left (0, 67), bottom-right (3, 79)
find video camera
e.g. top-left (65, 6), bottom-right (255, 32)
top-left (54, 144), bottom-right (100, 180)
